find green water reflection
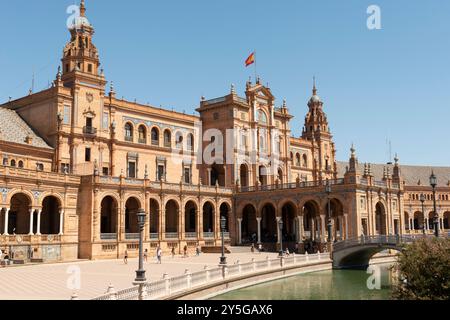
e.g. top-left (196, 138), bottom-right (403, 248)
top-left (211, 263), bottom-right (394, 300)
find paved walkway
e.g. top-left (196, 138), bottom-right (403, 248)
top-left (0, 250), bottom-right (280, 300)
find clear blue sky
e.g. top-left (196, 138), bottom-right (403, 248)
top-left (1, 0), bottom-right (449, 166)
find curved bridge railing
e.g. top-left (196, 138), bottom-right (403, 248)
top-left (333, 234), bottom-right (435, 252)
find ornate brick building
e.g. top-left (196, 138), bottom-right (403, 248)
top-left (0, 1), bottom-right (449, 261)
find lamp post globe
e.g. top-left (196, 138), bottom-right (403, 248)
top-left (278, 219), bottom-right (284, 257)
top-left (429, 172), bottom-right (439, 237)
top-left (135, 208), bottom-right (146, 283)
top-left (220, 216), bottom-right (227, 265)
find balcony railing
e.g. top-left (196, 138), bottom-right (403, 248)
top-left (185, 232), bottom-right (197, 239)
top-left (83, 126), bottom-right (97, 135)
top-left (203, 232), bottom-right (214, 239)
top-left (125, 233), bottom-right (140, 240)
top-left (100, 233), bottom-right (117, 240)
top-left (125, 136), bottom-right (133, 142)
top-left (151, 140), bottom-right (159, 146)
top-left (138, 138), bottom-right (147, 144)
top-left (223, 232), bottom-right (230, 239)
top-left (165, 232), bottom-right (179, 239)
top-left (149, 233), bottom-right (159, 240)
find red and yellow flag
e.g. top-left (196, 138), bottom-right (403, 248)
top-left (245, 52), bottom-right (255, 67)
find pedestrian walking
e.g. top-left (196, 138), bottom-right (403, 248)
top-left (144, 249), bottom-right (148, 262)
top-left (251, 243), bottom-right (255, 253)
top-left (123, 250), bottom-right (128, 264)
top-left (156, 246), bottom-right (162, 264)
top-left (196, 245), bottom-right (201, 256)
top-left (171, 246), bottom-right (176, 258)
top-left (183, 245), bottom-right (188, 258)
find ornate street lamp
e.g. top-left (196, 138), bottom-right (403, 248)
top-left (419, 194), bottom-right (426, 235)
top-left (429, 172), bottom-right (439, 237)
top-left (278, 219), bottom-right (284, 257)
top-left (220, 215), bottom-right (227, 265)
top-left (135, 209), bottom-right (147, 283)
top-left (325, 180), bottom-right (332, 243)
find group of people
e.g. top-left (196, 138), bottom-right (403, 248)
top-left (123, 244), bottom-right (202, 264)
top-left (0, 249), bottom-right (11, 267)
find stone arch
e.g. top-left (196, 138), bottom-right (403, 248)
top-left (149, 198), bottom-right (160, 234)
top-left (202, 201), bottom-right (215, 233)
top-left (413, 211), bottom-right (423, 230)
top-left (8, 193), bottom-right (33, 235)
top-left (40, 196), bottom-right (61, 235)
top-left (138, 124), bottom-right (147, 143)
top-left (125, 197), bottom-right (141, 234)
top-left (375, 202), bottom-right (387, 235)
top-left (165, 199), bottom-right (179, 233)
top-left (404, 211), bottom-right (411, 230)
top-left (6, 190), bottom-right (34, 207)
top-left (261, 202), bottom-right (277, 243)
top-left (241, 203), bottom-right (257, 244)
top-left (324, 198), bottom-right (345, 241)
top-left (280, 201), bottom-right (296, 242)
top-left (187, 133), bottom-right (194, 151)
top-left (163, 128), bottom-right (172, 147)
top-left (301, 199), bottom-right (321, 241)
top-left (124, 122), bottom-right (134, 140)
top-left (219, 202), bottom-right (231, 232)
top-left (184, 200), bottom-right (198, 233)
top-left (38, 192), bottom-right (64, 208)
top-left (100, 196), bottom-right (118, 234)
top-left (151, 126), bottom-right (160, 146)
top-left (239, 163), bottom-right (249, 187)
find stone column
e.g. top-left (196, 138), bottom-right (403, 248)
top-left (207, 168), bottom-right (212, 186)
top-left (36, 209), bottom-right (42, 235)
top-left (160, 206), bottom-right (166, 241)
top-left (29, 209), bottom-right (34, 235)
top-left (197, 210), bottom-right (202, 240)
top-left (316, 217), bottom-right (321, 241)
top-left (311, 218), bottom-right (315, 241)
top-left (256, 217), bottom-right (262, 244)
top-left (276, 216), bottom-right (281, 244)
top-left (299, 215), bottom-right (304, 241)
top-left (4, 208), bottom-right (10, 235)
top-left (295, 217), bottom-right (300, 243)
top-left (338, 216), bottom-right (343, 240)
top-left (344, 214), bottom-right (349, 239)
top-left (180, 207), bottom-right (185, 240)
top-left (320, 215), bottom-right (326, 242)
top-left (59, 210), bottom-right (65, 235)
top-left (237, 218), bottom-right (242, 244)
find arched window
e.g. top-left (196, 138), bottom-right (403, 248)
top-left (124, 123), bottom-right (133, 142)
top-left (164, 130), bottom-right (171, 148)
top-left (258, 110), bottom-right (268, 125)
top-left (10, 159), bottom-right (16, 167)
top-left (138, 125), bottom-right (146, 144)
top-left (18, 160), bottom-right (24, 168)
top-left (151, 127), bottom-right (159, 146)
top-left (187, 133), bottom-right (194, 151)
top-left (302, 154), bottom-right (308, 167)
top-left (290, 152), bottom-right (294, 161)
top-left (296, 153), bottom-right (301, 166)
top-left (175, 132), bottom-right (183, 149)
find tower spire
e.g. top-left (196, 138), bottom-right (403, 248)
top-left (313, 76), bottom-right (317, 95)
top-left (80, 0), bottom-right (86, 17)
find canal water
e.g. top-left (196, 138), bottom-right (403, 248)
top-left (211, 263), bottom-right (394, 300)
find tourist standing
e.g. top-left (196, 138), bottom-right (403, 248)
top-left (144, 249), bottom-right (148, 262)
top-left (251, 243), bottom-right (255, 253)
top-left (123, 250), bottom-right (128, 264)
top-left (157, 246), bottom-right (162, 264)
top-left (196, 244), bottom-right (201, 256)
top-left (183, 245), bottom-right (188, 258)
top-left (258, 243), bottom-right (262, 253)
top-left (171, 247), bottom-right (176, 258)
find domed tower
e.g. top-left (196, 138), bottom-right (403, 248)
top-left (61, 0), bottom-right (105, 87)
top-left (301, 79), bottom-right (336, 181)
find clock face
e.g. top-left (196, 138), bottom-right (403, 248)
top-left (86, 92), bottom-right (94, 103)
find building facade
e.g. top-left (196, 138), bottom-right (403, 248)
top-left (0, 1), bottom-right (449, 261)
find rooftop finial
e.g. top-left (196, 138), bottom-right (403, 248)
top-left (231, 83), bottom-right (235, 95)
top-left (80, 0), bottom-right (86, 17)
top-left (350, 143), bottom-right (355, 156)
top-left (313, 76), bottom-right (317, 95)
top-left (394, 153), bottom-right (399, 164)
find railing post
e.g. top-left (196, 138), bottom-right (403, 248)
top-left (185, 269), bottom-right (192, 289)
top-left (163, 273), bottom-right (170, 296)
top-left (71, 292), bottom-right (79, 300)
top-left (236, 260), bottom-right (241, 274)
top-left (204, 265), bottom-right (210, 282)
top-left (221, 265), bottom-right (228, 280)
top-left (106, 284), bottom-right (117, 300)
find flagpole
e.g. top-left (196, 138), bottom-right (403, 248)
top-left (254, 50), bottom-right (257, 81)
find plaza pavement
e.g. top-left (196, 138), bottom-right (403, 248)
top-left (0, 249), bottom-right (280, 300)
